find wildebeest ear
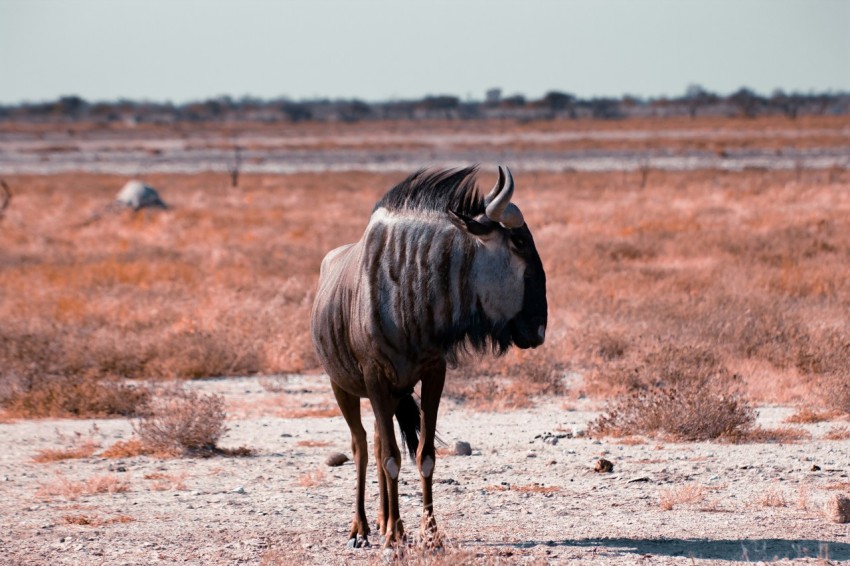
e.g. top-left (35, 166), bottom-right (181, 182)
top-left (448, 209), bottom-right (494, 236)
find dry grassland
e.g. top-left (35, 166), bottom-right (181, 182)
top-left (1, 156), bottom-right (849, 426)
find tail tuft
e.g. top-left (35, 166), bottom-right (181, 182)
top-left (395, 394), bottom-right (421, 460)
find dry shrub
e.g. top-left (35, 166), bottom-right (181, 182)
top-left (755, 488), bottom-right (788, 508)
top-left (37, 473), bottom-right (130, 501)
top-left (33, 439), bottom-right (99, 463)
top-left (133, 390), bottom-right (228, 456)
top-left (0, 374), bottom-right (149, 418)
top-left (823, 426), bottom-right (850, 441)
top-left (589, 345), bottom-right (755, 441)
top-left (659, 484), bottom-right (706, 510)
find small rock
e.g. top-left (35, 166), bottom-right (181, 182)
top-left (825, 494), bottom-right (850, 523)
top-left (594, 458), bottom-right (614, 473)
top-left (454, 441), bottom-right (472, 456)
top-left (116, 180), bottom-right (167, 210)
top-left (232, 486), bottom-right (246, 494)
top-left (325, 452), bottom-right (349, 467)
top-left (811, 464), bottom-right (822, 472)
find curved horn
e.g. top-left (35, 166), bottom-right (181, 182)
top-left (483, 165), bottom-right (505, 206)
top-left (485, 166), bottom-right (525, 228)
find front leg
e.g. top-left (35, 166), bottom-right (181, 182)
top-left (374, 420), bottom-right (388, 536)
top-left (417, 359), bottom-right (446, 547)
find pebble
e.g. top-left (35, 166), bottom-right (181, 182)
top-left (594, 458), bottom-right (614, 473)
top-left (454, 441), bottom-right (472, 456)
top-left (325, 452), bottom-right (349, 467)
top-left (232, 486), bottom-right (246, 494)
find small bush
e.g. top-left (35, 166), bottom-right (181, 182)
top-left (133, 390), bottom-right (228, 456)
top-left (589, 345), bottom-right (756, 441)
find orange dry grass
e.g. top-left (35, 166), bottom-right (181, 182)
top-left (296, 440), bottom-right (333, 447)
top-left (33, 439), bottom-right (99, 463)
top-left (143, 471), bottom-right (188, 491)
top-left (37, 473), bottom-right (130, 501)
top-left (101, 438), bottom-right (152, 458)
top-left (2, 137), bottom-right (849, 415)
top-left (727, 426), bottom-right (811, 444)
top-left (755, 488), bottom-right (788, 508)
top-left (298, 468), bottom-right (326, 488)
top-left (659, 484), bottom-right (707, 510)
top-left (823, 426), bottom-right (850, 441)
top-left (784, 407), bottom-right (834, 424)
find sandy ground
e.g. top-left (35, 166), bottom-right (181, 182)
top-left (2, 375), bottom-right (850, 565)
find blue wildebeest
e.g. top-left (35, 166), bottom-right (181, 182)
top-left (310, 166), bottom-right (547, 548)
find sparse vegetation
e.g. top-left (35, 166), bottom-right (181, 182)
top-left (37, 473), bottom-right (130, 501)
top-left (823, 426), bottom-right (850, 441)
top-left (33, 439), bottom-right (99, 463)
top-left (297, 468), bottom-right (326, 488)
top-left (0, 118), bottom-right (848, 421)
top-left (62, 513), bottom-right (134, 526)
top-left (0, 375), bottom-right (150, 418)
top-left (659, 484), bottom-right (707, 510)
top-left (133, 390), bottom-right (229, 456)
top-left (588, 345), bottom-right (756, 440)
top-left (756, 488), bottom-right (788, 508)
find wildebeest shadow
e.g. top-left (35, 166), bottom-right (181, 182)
top-left (478, 537), bottom-right (849, 561)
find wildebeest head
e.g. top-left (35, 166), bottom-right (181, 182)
top-left (448, 166), bottom-right (547, 350)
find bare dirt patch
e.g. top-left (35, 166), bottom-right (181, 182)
top-left (2, 376), bottom-right (850, 564)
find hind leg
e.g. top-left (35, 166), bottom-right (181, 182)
top-left (331, 382), bottom-right (370, 547)
top-left (364, 373), bottom-right (404, 547)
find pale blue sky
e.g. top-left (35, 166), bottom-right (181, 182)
top-left (1, 0), bottom-right (847, 104)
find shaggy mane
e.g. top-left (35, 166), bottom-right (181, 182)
top-left (374, 166), bottom-right (484, 217)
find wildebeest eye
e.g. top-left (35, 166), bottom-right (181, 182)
top-left (510, 234), bottom-right (526, 248)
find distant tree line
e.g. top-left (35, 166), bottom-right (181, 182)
top-left (1, 86), bottom-right (847, 125)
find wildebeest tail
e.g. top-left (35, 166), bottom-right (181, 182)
top-left (395, 394), bottom-right (420, 460)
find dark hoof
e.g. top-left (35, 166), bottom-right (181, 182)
top-left (346, 535), bottom-right (370, 549)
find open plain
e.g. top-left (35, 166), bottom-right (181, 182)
top-left (1, 116), bottom-right (849, 564)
